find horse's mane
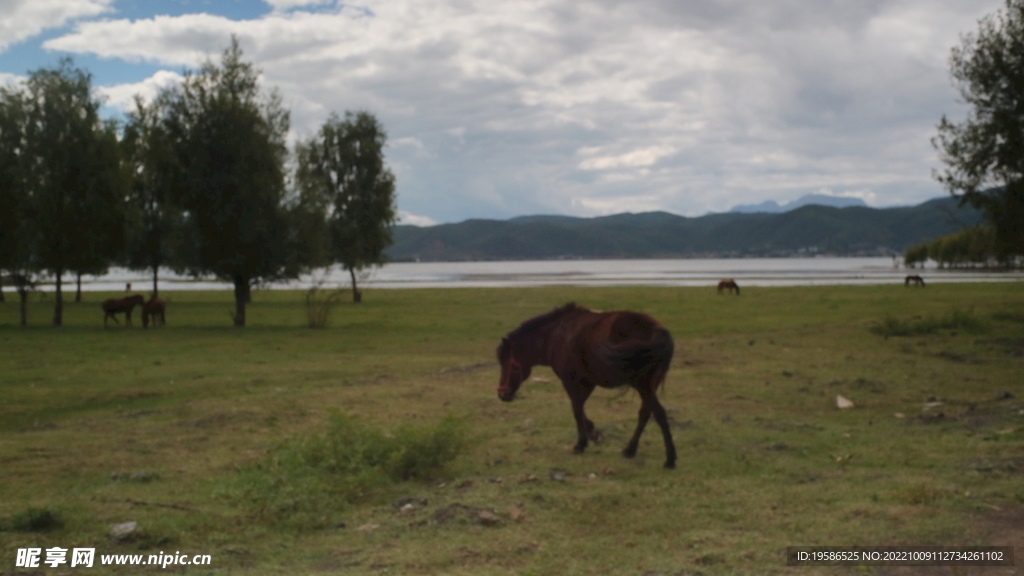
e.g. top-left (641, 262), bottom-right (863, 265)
top-left (507, 302), bottom-right (583, 340)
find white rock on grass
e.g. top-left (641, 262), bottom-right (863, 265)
top-left (109, 521), bottom-right (138, 540)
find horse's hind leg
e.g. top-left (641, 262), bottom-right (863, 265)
top-left (625, 389), bottom-right (677, 469)
top-left (567, 382), bottom-right (597, 454)
top-left (623, 402), bottom-right (651, 459)
top-left (649, 396), bottom-right (676, 469)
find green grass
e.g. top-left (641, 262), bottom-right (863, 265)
top-left (1, 283), bottom-right (1023, 575)
top-left (229, 413), bottom-right (466, 529)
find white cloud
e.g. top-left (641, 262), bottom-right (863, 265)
top-left (397, 210), bottom-right (437, 226)
top-left (97, 70), bottom-right (184, 111)
top-left (0, 0), bottom-right (113, 53)
top-left (578, 146), bottom-right (676, 170)
top-left (573, 194), bottom-right (663, 216)
top-left (0, 72), bottom-right (24, 87)
top-left (39, 0), bottom-right (1007, 222)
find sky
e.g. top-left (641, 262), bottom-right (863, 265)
top-left (0, 0), bottom-right (1005, 226)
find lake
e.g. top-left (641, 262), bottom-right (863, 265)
top-left (18, 257), bottom-right (1023, 292)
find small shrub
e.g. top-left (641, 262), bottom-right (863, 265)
top-left (304, 284), bottom-right (345, 328)
top-left (870, 315), bottom-right (914, 337)
top-left (231, 414), bottom-right (465, 527)
top-left (11, 507), bottom-right (63, 532)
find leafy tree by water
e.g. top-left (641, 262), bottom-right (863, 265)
top-left (160, 38), bottom-right (318, 326)
top-left (905, 226), bottom-right (998, 268)
top-left (67, 119), bottom-right (128, 302)
top-left (933, 0), bottom-right (1024, 261)
top-left (296, 111), bottom-right (396, 302)
top-left (121, 96), bottom-right (183, 298)
top-left (18, 59), bottom-right (125, 325)
top-left (0, 85), bottom-right (35, 322)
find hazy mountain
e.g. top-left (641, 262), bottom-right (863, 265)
top-left (729, 193), bottom-right (868, 213)
top-left (387, 197), bottom-right (982, 261)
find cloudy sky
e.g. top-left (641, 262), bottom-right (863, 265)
top-left (0, 0), bottom-right (1003, 225)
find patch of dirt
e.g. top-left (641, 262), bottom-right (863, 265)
top-left (438, 363), bottom-right (492, 374)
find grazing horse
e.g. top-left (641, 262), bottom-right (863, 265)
top-left (102, 294), bottom-right (145, 328)
top-left (142, 296), bottom-right (166, 328)
top-left (905, 275), bottom-right (925, 287)
top-left (496, 303), bottom-right (677, 469)
top-left (717, 279), bottom-right (740, 295)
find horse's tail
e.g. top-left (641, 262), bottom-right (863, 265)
top-left (603, 327), bottom-right (674, 391)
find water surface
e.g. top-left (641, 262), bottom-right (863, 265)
top-left (19, 258), bottom-right (1022, 292)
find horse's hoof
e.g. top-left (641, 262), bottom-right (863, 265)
top-left (663, 461), bottom-right (676, 470)
top-left (573, 445), bottom-right (586, 454)
top-left (622, 447), bottom-right (636, 459)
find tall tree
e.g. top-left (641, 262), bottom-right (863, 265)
top-left (161, 37), bottom-right (314, 326)
top-left (933, 0), bottom-right (1024, 261)
top-left (296, 111), bottom-right (397, 302)
top-left (122, 96), bottom-right (181, 298)
top-left (0, 84), bottom-right (35, 323)
top-left (19, 59), bottom-right (125, 325)
top-left (68, 119), bottom-right (128, 302)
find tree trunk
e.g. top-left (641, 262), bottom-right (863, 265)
top-left (0, 273), bottom-right (5, 302)
top-left (76, 273), bottom-right (82, 302)
top-left (233, 275), bottom-right (248, 327)
top-left (349, 267), bottom-right (362, 303)
top-left (17, 286), bottom-right (28, 327)
top-left (151, 266), bottom-right (159, 299)
top-left (53, 270), bottom-right (63, 326)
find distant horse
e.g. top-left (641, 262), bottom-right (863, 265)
top-left (101, 294), bottom-right (145, 328)
top-left (496, 303), bottom-right (677, 468)
top-left (717, 279), bottom-right (740, 295)
top-left (142, 296), bottom-right (165, 328)
top-left (905, 275), bottom-right (925, 287)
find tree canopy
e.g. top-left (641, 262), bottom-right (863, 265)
top-left (296, 111), bottom-right (397, 301)
top-left (160, 37), bottom-right (317, 326)
top-left (0, 40), bottom-right (395, 327)
top-left (121, 96), bottom-right (182, 298)
top-left (934, 0), bottom-right (1024, 261)
top-left (19, 59), bottom-right (126, 325)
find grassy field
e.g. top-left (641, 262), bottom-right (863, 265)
top-left (1, 283), bottom-right (1023, 575)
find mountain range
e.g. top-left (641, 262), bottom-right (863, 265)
top-left (386, 197), bottom-right (982, 261)
top-left (729, 193), bottom-right (867, 213)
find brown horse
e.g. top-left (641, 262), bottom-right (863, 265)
top-left (496, 303), bottom-right (677, 468)
top-left (717, 279), bottom-right (740, 294)
top-left (905, 275), bottom-right (925, 287)
top-left (101, 294), bottom-right (146, 328)
top-left (142, 296), bottom-right (165, 328)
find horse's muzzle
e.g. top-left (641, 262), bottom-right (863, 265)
top-left (497, 388), bottom-right (515, 402)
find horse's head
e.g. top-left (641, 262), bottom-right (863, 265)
top-left (496, 337), bottom-right (530, 402)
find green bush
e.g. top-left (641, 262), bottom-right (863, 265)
top-left (11, 507), bottom-right (63, 532)
top-left (232, 414), bottom-right (465, 527)
top-left (870, 315), bottom-right (914, 337)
